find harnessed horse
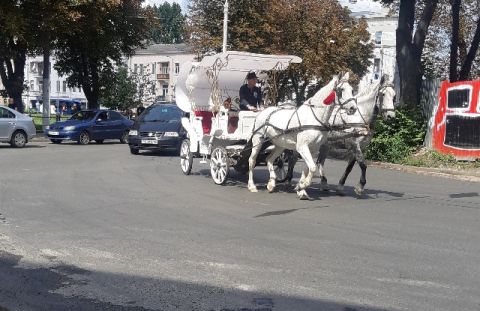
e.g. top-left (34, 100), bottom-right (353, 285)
top-left (246, 73), bottom-right (356, 200)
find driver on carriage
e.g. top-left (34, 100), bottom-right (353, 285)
top-left (239, 72), bottom-right (263, 111)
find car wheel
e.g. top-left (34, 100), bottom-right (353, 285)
top-left (120, 130), bottom-right (129, 144)
top-left (180, 139), bottom-right (193, 175)
top-left (10, 130), bottom-right (27, 148)
top-left (78, 131), bottom-right (90, 145)
top-left (51, 139), bottom-right (62, 144)
top-left (95, 140), bottom-right (104, 144)
top-left (130, 147), bottom-right (139, 155)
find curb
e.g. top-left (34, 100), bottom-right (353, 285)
top-left (369, 161), bottom-right (480, 183)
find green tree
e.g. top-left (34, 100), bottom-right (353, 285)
top-left (0, 0), bottom-right (75, 113)
top-left (100, 67), bottom-right (137, 112)
top-left (0, 1), bottom-right (31, 113)
top-left (54, 0), bottom-right (155, 109)
top-left (187, 0), bottom-right (372, 104)
top-left (151, 2), bottom-right (185, 44)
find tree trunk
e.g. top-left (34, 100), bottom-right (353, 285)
top-left (449, 0), bottom-right (461, 82)
top-left (0, 42), bottom-right (27, 113)
top-left (396, 0), bottom-right (438, 109)
top-left (42, 47), bottom-right (51, 131)
top-left (459, 16), bottom-right (480, 80)
top-left (81, 59), bottom-right (100, 109)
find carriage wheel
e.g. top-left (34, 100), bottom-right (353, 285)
top-left (274, 151), bottom-right (290, 183)
top-left (210, 146), bottom-right (229, 185)
top-left (180, 139), bottom-right (193, 175)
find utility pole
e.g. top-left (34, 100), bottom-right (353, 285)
top-left (42, 48), bottom-right (51, 132)
top-left (222, 0), bottom-right (228, 53)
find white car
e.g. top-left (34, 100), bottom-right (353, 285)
top-left (0, 106), bottom-right (36, 147)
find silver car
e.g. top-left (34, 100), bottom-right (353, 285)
top-left (0, 105), bottom-right (36, 147)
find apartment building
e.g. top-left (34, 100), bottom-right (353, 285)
top-left (127, 43), bottom-right (195, 106)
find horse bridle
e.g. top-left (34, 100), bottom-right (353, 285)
top-left (375, 83), bottom-right (395, 114)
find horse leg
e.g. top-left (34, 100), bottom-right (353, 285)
top-left (286, 150), bottom-right (298, 185)
top-left (295, 145), bottom-right (317, 200)
top-left (336, 158), bottom-right (356, 195)
top-left (317, 144), bottom-right (329, 191)
top-left (353, 145), bottom-right (367, 196)
top-left (247, 134), bottom-right (263, 193)
top-left (266, 147), bottom-right (284, 193)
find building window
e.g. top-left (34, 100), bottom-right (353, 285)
top-left (162, 84), bottom-right (169, 97)
top-left (38, 79), bottom-right (43, 91)
top-left (140, 64), bottom-right (144, 75)
top-left (63, 81), bottom-right (67, 93)
top-left (160, 62), bottom-right (169, 74)
top-left (30, 80), bottom-right (34, 91)
top-left (375, 31), bottom-right (382, 45)
top-left (152, 63), bottom-right (156, 74)
top-left (56, 81), bottom-right (60, 92)
top-left (175, 63), bottom-right (180, 74)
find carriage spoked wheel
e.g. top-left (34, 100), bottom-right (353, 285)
top-left (210, 146), bottom-right (229, 185)
top-left (274, 151), bottom-right (290, 183)
top-left (180, 139), bottom-right (193, 175)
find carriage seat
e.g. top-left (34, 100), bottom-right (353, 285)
top-left (194, 110), bottom-right (213, 134)
top-left (233, 111), bottom-right (258, 139)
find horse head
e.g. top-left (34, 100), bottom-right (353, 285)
top-left (334, 72), bottom-right (356, 115)
top-left (377, 75), bottom-right (396, 120)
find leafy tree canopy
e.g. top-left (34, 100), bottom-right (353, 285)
top-left (187, 0), bottom-right (373, 104)
top-left (151, 2), bottom-right (186, 44)
top-left (54, 0), bottom-right (155, 109)
top-left (100, 66), bottom-right (138, 112)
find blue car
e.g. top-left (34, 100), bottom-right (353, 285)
top-left (46, 110), bottom-right (134, 145)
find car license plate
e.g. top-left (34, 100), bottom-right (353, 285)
top-left (141, 139), bottom-right (157, 145)
top-left (49, 131), bottom-right (59, 136)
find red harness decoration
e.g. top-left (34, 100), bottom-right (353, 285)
top-left (323, 91), bottom-right (336, 105)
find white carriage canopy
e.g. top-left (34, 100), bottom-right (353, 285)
top-left (176, 51), bottom-right (302, 113)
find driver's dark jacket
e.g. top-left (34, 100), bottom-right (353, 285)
top-left (239, 84), bottom-right (262, 110)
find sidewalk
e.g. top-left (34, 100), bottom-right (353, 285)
top-left (370, 161), bottom-right (480, 183)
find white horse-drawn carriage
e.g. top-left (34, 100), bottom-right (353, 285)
top-left (176, 51), bottom-right (302, 185)
top-left (176, 51), bottom-right (397, 199)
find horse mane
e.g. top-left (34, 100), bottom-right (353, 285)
top-left (309, 78), bottom-right (336, 104)
top-left (356, 81), bottom-right (380, 98)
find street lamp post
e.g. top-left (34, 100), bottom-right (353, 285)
top-left (222, 0), bottom-right (228, 54)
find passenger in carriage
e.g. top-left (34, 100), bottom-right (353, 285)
top-left (239, 72), bottom-right (263, 111)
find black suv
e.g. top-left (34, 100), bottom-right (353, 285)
top-left (128, 103), bottom-right (186, 155)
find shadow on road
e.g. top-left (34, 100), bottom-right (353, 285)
top-left (0, 250), bottom-right (392, 311)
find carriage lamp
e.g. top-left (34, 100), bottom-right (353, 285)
top-left (164, 132), bottom-right (179, 137)
top-left (129, 130), bottom-right (138, 136)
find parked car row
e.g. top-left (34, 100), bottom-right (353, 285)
top-left (0, 106), bottom-right (36, 148)
top-left (1, 103), bottom-right (186, 155)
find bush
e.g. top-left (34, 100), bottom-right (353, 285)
top-left (365, 107), bottom-right (426, 163)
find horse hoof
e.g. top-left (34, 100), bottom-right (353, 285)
top-left (320, 184), bottom-right (330, 192)
top-left (336, 185), bottom-right (345, 196)
top-left (354, 186), bottom-right (364, 196)
top-left (248, 185), bottom-right (258, 193)
top-left (297, 190), bottom-right (310, 200)
top-left (267, 185), bottom-right (275, 193)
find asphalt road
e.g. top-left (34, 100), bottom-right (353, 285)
top-left (0, 141), bottom-right (479, 311)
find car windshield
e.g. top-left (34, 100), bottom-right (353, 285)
top-left (69, 111), bottom-right (96, 121)
top-left (141, 105), bottom-right (182, 122)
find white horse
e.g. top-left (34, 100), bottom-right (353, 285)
top-left (247, 74), bottom-right (352, 200)
top-left (315, 76), bottom-right (397, 195)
